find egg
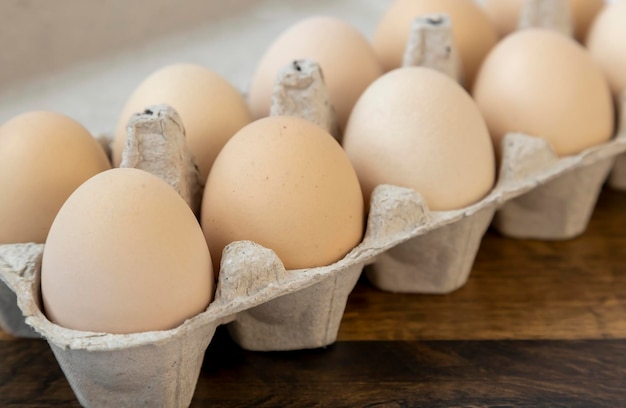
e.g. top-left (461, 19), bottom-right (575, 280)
top-left (201, 116), bottom-right (364, 272)
top-left (481, 0), bottom-right (605, 41)
top-left (586, 1), bottom-right (626, 97)
top-left (248, 16), bottom-right (383, 132)
top-left (342, 67), bottom-right (495, 211)
top-left (0, 111), bottom-right (110, 244)
top-left (112, 63), bottom-right (252, 181)
top-left (473, 29), bottom-right (614, 157)
top-left (372, 0), bottom-right (499, 89)
top-left (42, 168), bottom-right (213, 334)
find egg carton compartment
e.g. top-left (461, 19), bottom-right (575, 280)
top-left (0, 244), bottom-right (42, 338)
top-left (493, 93), bottom-right (626, 240)
top-left (493, 153), bottom-right (615, 240)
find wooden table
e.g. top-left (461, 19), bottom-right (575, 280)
top-left (2, 188), bottom-right (626, 407)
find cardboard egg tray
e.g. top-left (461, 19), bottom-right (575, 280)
top-left (1, 85), bottom-right (624, 407)
top-left (2, 1), bottom-right (625, 406)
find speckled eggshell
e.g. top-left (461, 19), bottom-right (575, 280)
top-left (372, 0), bottom-right (499, 89)
top-left (342, 67), bottom-right (495, 211)
top-left (0, 111), bottom-right (111, 244)
top-left (42, 168), bottom-right (214, 334)
top-left (112, 63), bottom-right (252, 181)
top-left (586, 1), bottom-right (626, 97)
top-left (201, 116), bottom-right (364, 272)
top-left (473, 29), bottom-right (614, 157)
top-left (481, 0), bottom-right (605, 41)
top-left (248, 16), bottom-right (383, 132)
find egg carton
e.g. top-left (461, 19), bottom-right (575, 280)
top-left (366, 128), bottom-right (625, 293)
top-left (0, 102), bottom-right (428, 406)
top-left (364, 6), bottom-right (625, 293)
top-left (1, 11), bottom-right (624, 408)
top-left (0, 238), bottom-right (369, 407)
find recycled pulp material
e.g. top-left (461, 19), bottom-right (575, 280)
top-left (270, 59), bottom-right (341, 141)
top-left (493, 155), bottom-right (615, 240)
top-left (119, 105), bottom-right (204, 214)
top-left (518, 0), bottom-right (573, 36)
top-left (0, 244), bottom-right (42, 338)
top-left (402, 14), bottom-right (463, 86)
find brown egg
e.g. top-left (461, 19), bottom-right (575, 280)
top-left (481, 0), bottom-right (605, 41)
top-left (0, 111), bottom-right (111, 244)
top-left (42, 168), bottom-right (214, 334)
top-left (372, 0), bottom-right (499, 89)
top-left (586, 1), bottom-right (626, 97)
top-left (201, 116), bottom-right (364, 272)
top-left (473, 29), bottom-right (614, 157)
top-left (112, 63), bottom-right (252, 181)
top-left (343, 67), bottom-right (495, 211)
top-left (248, 16), bottom-right (383, 132)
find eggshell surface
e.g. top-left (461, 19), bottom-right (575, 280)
top-left (342, 67), bottom-right (495, 211)
top-left (201, 116), bottom-right (364, 272)
top-left (0, 111), bottom-right (111, 244)
top-left (586, 1), bottom-right (626, 97)
top-left (112, 63), bottom-right (252, 181)
top-left (473, 29), bottom-right (614, 157)
top-left (42, 168), bottom-right (214, 334)
top-left (248, 16), bottom-right (383, 131)
top-left (372, 0), bottom-right (499, 89)
top-left (481, 0), bottom-right (605, 41)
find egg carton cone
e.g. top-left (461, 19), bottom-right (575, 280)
top-left (518, 0), bottom-right (573, 36)
top-left (402, 14), bottom-right (463, 85)
top-left (270, 58), bottom-right (341, 140)
top-left (607, 91), bottom-right (626, 189)
top-left (119, 105), bottom-right (204, 214)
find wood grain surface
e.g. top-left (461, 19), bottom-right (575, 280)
top-left (1, 187), bottom-right (626, 407)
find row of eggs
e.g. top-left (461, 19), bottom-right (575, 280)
top-left (1, 0), bottom-right (625, 336)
